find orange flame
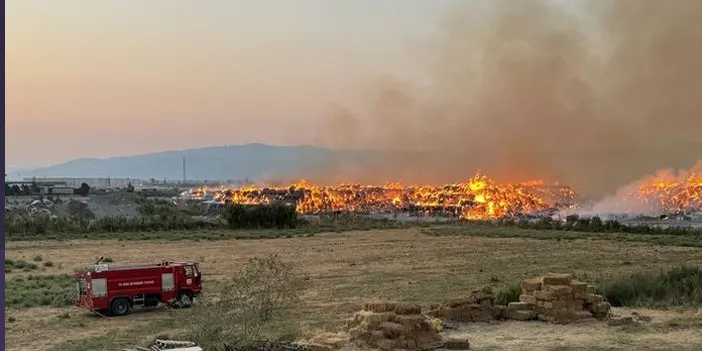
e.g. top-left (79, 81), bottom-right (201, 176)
top-left (184, 172), bottom-right (581, 219)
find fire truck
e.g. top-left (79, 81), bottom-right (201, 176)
top-left (74, 258), bottom-right (203, 316)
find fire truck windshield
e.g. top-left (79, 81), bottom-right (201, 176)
top-left (184, 265), bottom-right (194, 278)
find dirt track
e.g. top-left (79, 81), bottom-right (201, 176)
top-left (5, 228), bottom-right (702, 351)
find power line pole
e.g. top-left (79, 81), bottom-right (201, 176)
top-left (182, 157), bottom-right (187, 183)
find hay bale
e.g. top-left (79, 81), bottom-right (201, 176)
top-left (364, 301), bottom-right (398, 313)
top-left (362, 311), bottom-right (396, 325)
top-left (545, 285), bottom-right (573, 296)
top-left (539, 300), bottom-right (566, 310)
top-left (590, 302), bottom-right (611, 320)
top-left (395, 303), bottom-right (422, 315)
top-left (446, 298), bottom-right (472, 308)
top-left (519, 294), bottom-right (537, 304)
top-left (571, 310), bottom-right (596, 322)
top-left (445, 304), bottom-right (492, 323)
top-left (471, 285), bottom-right (494, 295)
top-left (379, 322), bottom-right (406, 338)
top-left (607, 317), bottom-right (634, 327)
top-left (534, 290), bottom-right (556, 301)
top-left (522, 277), bottom-right (543, 292)
top-left (469, 286), bottom-right (495, 304)
top-left (395, 315), bottom-right (424, 329)
top-left (444, 337), bottom-right (471, 350)
top-left (542, 273), bottom-right (573, 286)
top-left (507, 302), bottom-right (533, 311)
top-left (507, 310), bottom-right (538, 321)
top-left (570, 280), bottom-right (588, 294)
top-left (586, 294), bottom-right (605, 304)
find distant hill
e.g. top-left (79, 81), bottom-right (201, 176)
top-left (15, 143), bottom-right (401, 182)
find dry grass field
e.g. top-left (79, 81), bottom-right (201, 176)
top-left (5, 227), bottom-right (702, 351)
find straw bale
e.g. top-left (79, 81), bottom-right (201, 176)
top-left (534, 290), bottom-right (556, 301)
top-left (545, 284), bottom-right (573, 296)
top-left (522, 277), bottom-right (543, 292)
top-left (586, 294), bottom-right (605, 304)
top-left (361, 312), bottom-right (396, 325)
top-left (607, 316), bottom-right (634, 327)
top-left (542, 273), bottom-right (573, 286)
top-left (379, 322), bottom-right (406, 338)
top-left (364, 301), bottom-right (398, 313)
top-left (470, 291), bottom-right (495, 304)
top-left (394, 315), bottom-right (424, 329)
top-left (446, 298), bottom-right (472, 308)
top-left (590, 302), bottom-right (611, 319)
top-left (394, 303), bottom-right (422, 315)
top-left (444, 337), bottom-right (471, 350)
top-left (540, 300), bottom-right (566, 310)
top-left (571, 310), bottom-right (596, 322)
top-left (507, 302), bottom-right (533, 311)
top-left (519, 294), bottom-right (537, 304)
top-left (570, 280), bottom-right (588, 294)
top-left (445, 304), bottom-right (492, 322)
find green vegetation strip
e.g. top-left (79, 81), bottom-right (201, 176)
top-left (599, 265), bottom-right (702, 308)
top-left (423, 223), bottom-right (702, 247)
top-left (6, 274), bottom-right (75, 309)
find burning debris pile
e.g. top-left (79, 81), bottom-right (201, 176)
top-left (626, 173), bottom-right (702, 215)
top-left (181, 173), bottom-right (579, 220)
top-left (180, 168), bottom-right (702, 220)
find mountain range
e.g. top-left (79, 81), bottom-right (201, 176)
top-left (11, 143), bottom-right (403, 182)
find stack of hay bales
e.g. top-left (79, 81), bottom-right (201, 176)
top-left (426, 286), bottom-right (497, 323)
top-left (513, 273), bottom-right (611, 323)
top-left (346, 301), bottom-right (442, 350)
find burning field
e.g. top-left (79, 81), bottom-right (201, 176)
top-left (180, 168), bottom-right (702, 220)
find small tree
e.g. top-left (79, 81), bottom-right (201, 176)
top-left (184, 253), bottom-right (308, 349)
top-left (75, 182), bottom-right (91, 196)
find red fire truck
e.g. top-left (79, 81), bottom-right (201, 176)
top-left (74, 258), bottom-right (203, 316)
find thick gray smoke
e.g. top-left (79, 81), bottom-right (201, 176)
top-left (313, 0), bottom-right (702, 199)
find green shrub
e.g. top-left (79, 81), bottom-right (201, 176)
top-left (495, 282), bottom-right (522, 305)
top-left (222, 204), bottom-right (299, 229)
top-left (5, 259), bottom-right (39, 272)
top-left (5, 274), bottom-right (75, 309)
top-left (599, 265), bottom-right (702, 308)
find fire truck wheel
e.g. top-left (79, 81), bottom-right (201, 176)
top-left (111, 298), bottom-right (131, 316)
top-left (177, 293), bottom-right (193, 308)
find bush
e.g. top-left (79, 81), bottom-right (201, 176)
top-left (184, 253), bottom-right (308, 349)
top-left (222, 204), bottom-right (299, 230)
top-left (495, 282), bottom-right (522, 305)
top-left (5, 274), bottom-right (75, 309)
top-left (491, 216), bottom-right (701, 236)
top-left (5, 259), bottom-right (39, 273)
top-left (599, 265), bottom-right (702, 308)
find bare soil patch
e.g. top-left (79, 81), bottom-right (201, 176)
top-left (5, 228), bottom-right (702, 351)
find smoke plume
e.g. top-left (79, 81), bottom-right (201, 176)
top-left (314, 0), bottom-right (702, 199)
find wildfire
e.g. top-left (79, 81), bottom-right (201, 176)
top-left (629, 173), bottom-right (702, 214)
top-left (183, 173), bottom-right (580, 220)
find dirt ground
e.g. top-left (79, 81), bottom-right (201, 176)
top-left (5, 228), bottom-right (702, 351)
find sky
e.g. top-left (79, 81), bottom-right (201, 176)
top-left (5, 0), bottom-right (463, 167)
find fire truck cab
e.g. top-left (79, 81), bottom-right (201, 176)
top-left (74, 260), bottom-right (202, 316)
